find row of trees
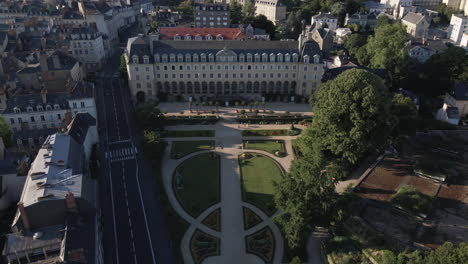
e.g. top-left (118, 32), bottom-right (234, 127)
top-left (273, 69), bottom-right (418, 260)
top-left (229, 0), bottom-right (277, 38)
top-left (134, 103), bottom-right (166, 160)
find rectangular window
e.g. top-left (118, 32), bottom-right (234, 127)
top-left (146, 67), bottom-right (150, 72)
top-left (135, 67), bottom-right (139, 72)
top-left (18, 118), bottom-right (22, 123)
top-left (80, 102), bottom-right (85, 108)
top-left (40, 115), bottom-right (45, 121)
top-left (30, 116), bottom-right (35, 122)
top-left (187, 74), bottom-right (191, 78)
top-left (57, 114), bottom-right (61, 120)
top-left (180, 74), bottom-right (183, 78)
top-left (10, 118), bottom-right (14, 124)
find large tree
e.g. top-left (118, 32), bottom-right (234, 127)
top-left (242, 0), bottom-right (256, 19)
top-left (0, 116), bottom-right (12, 147)
top-left (359, 22), bottom-right (407, 87)
top-left (229, 0), bottom-right (243, 24)
top-left (134, 102), bottom-right (164, 130)
top-left (310, 68), bottom-right (391, 165)
top-left (390, 93), bottom-right (418, 137)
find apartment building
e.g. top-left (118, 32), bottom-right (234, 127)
top-left (448, 14), bottom-right (468, 44)
top-left (311, 12), bottom-right (338, 31)
top-left (125, 34), bottom-right (325, 103)
top-left (68, 26), bottom-right (106, 71)
top-left (194, 3), bottom-right (230, 27)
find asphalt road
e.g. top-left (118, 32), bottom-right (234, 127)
top-left (96, 54), bottom-right (176, 264)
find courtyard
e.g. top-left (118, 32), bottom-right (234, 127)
top-left (157, 103), bottom-right (305, 264)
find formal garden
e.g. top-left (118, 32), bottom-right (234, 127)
top-left (202, 208), bottom-right (221, 232)
top-left (171, 140), bottom-right (215, 159)
top-left (245, 226), bottom-right (276, 263)
top-left (173, 152), bottom-right (221, 217)
top-left (243, 140), bottom-right (286, 157)
top-left (190, 229), bottom-right (221, 264)
top-left (162, 130), bottom-right (215, 137)
top-left (239, 153), bottom-right (284, 216)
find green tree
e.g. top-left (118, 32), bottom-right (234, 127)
top-left (344, 33), bottom-right (367, 55)
top-left (362, 22), bottom-right (407, 87)
top-left (311, 68), bottom-right (391, 164)
top-left (390, 93), bottom-right (418, 137)
top-left (142, 130), bottom-right (166, 160)
top-left (242, 0), bottom-right (256, 19)
top-left (135, 103), bottom-right (164, 130)
top-left (251, 15), bottom-right (276, 38)
top-left (149, 21), bottom-right (158, 33)
top-left (229, 0), bottom-right (243, 24)
top-left (120, 54), bottom-right (128, 79)
top-left (177, 0), bottom-right (194, 17)
top-left (0, 116), bottom-right (12, 147)
top-left (346, 23), bottom-right (360, 32)
top-left (434, 3), bottom-right (457, 25)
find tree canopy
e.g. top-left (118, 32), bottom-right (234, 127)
top-left (0, 116), bottom-right (12, 147)
top-left (242, 0), bottom-right (256, 19)
top-left (310, 68), bottom-right (391, 164)
top-left (134, 102), bottom-right (164, 130)
top-left (229, 0), bottom-right (243, 24)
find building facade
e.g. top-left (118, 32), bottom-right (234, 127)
top-left (448, 14), bottom-right (468, 44)
top-left (68, 26), bottom-right (106, 71)
top-left (125, 35), bottom-right (324, 102)
top-left (345, 12), bottom-right (379, 30)
top-left (194, 3), bottom-right (230, 27)
top-left (236, 0), bottom-right (286, 24)
top-left (401, 12), bottom-right (430, 38)
top-left (311, 12), bottom-right (338, 31)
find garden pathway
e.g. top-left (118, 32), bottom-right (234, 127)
top-left (161, 120), bottom-right (295, 264)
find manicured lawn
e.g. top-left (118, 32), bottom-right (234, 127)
top-left (243, 140), bottom-right (285, 155)
top-left (162, 130), bottom-right (215, 137)
top-left (239, 153), bottom-right (284, 216)
top-left (171, 141), bottom-right (214, 159)
top-left (174, 153), bottom-right (220, 217)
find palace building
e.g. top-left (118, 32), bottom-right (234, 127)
top-left (124, 34), bottom-right (325, 102)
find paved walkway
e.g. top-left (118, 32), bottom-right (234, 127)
top-left (161, 120), bottom-right (294, 264)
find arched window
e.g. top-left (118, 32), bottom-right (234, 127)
top-left (143, 55), bottom-right (149, 64)
top-left (169, 54), bottom-right (175, 62)
top-left (45, 105), bottom-right (52, 111)
top-left (200, 53), bottom-right (206, 62)
top-left (255, 53), bottom-right (260, 62)
top-left (177, 54), bottom-right (183, 62)
top-left (132, 55), bottom-right (139, 64)
top-left (174, 34), bottom-right (181, 40)
top-left (185, 34), bottom-right (192, 40)
top-left (262, 53), bottom-right (268, 62)
top-left (277, 53), bottom-right (283, 62)
top-left (247, 53), bottom-right (252, 62)
top-left (37, 105), bottom-right (43, 111)
top-left (193, 54), bottom-right (199, 62)
top-left (292, 53), bottom-right (299, 62)
top-left (216, 34), bottom-right (223, 40)
top-left (185, 53), bottom-right (191, 62)
top-left (162, 54), bottom-right (168, 63)
top-left (285, 53), bottom-right (290, 62)
top-left (208, 53), bottom-right (214, 62)
top-left (239, 53), bottom-right (245, 62)
top-left (303, 55), bottom-right (310, 64)
top-left (154, 54), bottom-right (161, 62)
top-left (206, 34), bottom-right (213, 40)
top-left (27, 106), bottom-right (33, 112)
top-left (313, 54), bottom-right (320, 64)
top-left (195, 34), bottom-right (202, 40)
top-left (54, 104), bottom-right (60, 110)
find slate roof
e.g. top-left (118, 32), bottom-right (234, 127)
top-left (66, 112), bottom-right (96, 145)
top-left (402, 12), bottom-right (427, 24)
top-left (449, 83), bottom-right (468, 101)
top-left (3, 92), bottom-right (69, 114)
top-left (446, 106), bottom-right (460, 119)
top-left (348, 12), bottom-right (378, 20)
top-left (0, 151), bottom-right (24, 176)
top-left (312, 12), bottom-right (336, 20)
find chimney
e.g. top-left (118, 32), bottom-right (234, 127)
top-left (17, 202), bottom-right (30, 232)
top-left (52, 55), bottom-right (60, 69)
top-left (0, 137), bottom-right (5, 160)
top-left (39, 54), bottom-right (48, 71)
top-left (40, 37), bottom-right (46, 50)
top-left (41, 88), bottom-right (47, 104)
top-left (65, 192), bottom-right (78, 213)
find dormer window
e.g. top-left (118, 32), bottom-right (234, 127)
top-left (46, 105), bottom-right (52, 111)
top-left (254, 53), bottom-right (260, 62)
top-left (195, 34), bottom-right (202, 40)
top-left (285, 53), bottom-right (291, 62)
top-left (206, 34), bottom-right (213, 40)
top-left (303, 55), bottom-right (310, 64)
top-left (313, 54), bottom-right (320, 64)
top-left (154, 54), bottom-right (161, 63)
top-left (200, 53), bottom-right (206, 62)
top-left (37, 105), bottom-right (43, 111)
top-left (277, 53), bottom-right (283, 62)
top-left (247, 53), bottom-right (252, 62)
top-left (143, 55), bottom-right (149, 64)
top-left (162, 54), bottom-right (168, 63)
top-left (178, 54), bottom-right (184, 62)
top-left (216, 34), bottom-right (223, 40)
top-left (132, 55), bottom-right (139, 64)
top-left (208, 53), bottom-right (214, 62)
top-left (239, 53), bottom-right (245, 62)
top-left (185, 34), bottom-right (192, 40)
top-left (174, 34), bottom-right (181, 40)
top-left (193, 54), bottom-right (199, 62)
top-left (292, 53), bottom-right (299, 62)
top-left (269, 53), bottom-right (275, 62)
top-left (27, 106), bottom-right (33, 112)
top-left (262, 53), bottom-right (268, 62)
top-left (54, 104), bottom-right (60, 110)
top-left (14, 107), bottom-right (20, 114)
top-left (185, 54), bottom-right (191, 62)
top-left (169, 54), bottom-right (175, 62)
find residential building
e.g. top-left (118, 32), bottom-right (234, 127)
top-left (405, 42), bottom-right (435, 62)
top-left (68, 25), bottom-right (106, 72)
top-left (345, 12), bottom-right (379, 30)
top-left (2, 112), bottom-right (100, 264)
top-left (448, 14), bottom-right (468, 44)
top-left (334, 27), bottom-right (352, 44)
top-left (411, 0), bottom-right (442, 9)
top-left (311, 12), bottom-right (338, 31)
top-left (461, 32), bottom-right (468, 49)
top-left (0, 137), bottom-right (29, 210)
top-left (401, 12), bottom-right (430, 38)
top-left (194, 3), bottom-right (230, 27)
top-left (235, 0), bottom-right (286, 24)
top-left (301, 24), bottom-right (334, 54)
top-left (0, 81), bottom-right (97, 151)
top-left (17, 51), bottom-right (83, 92)
top-left (445, 83), bottom-right (468, 116)
top-left (398, 5), bottom-right (417, 19)
top-left (364, 1), bottom-right (390, 13)
top-left (153, 6), bottom-right (181, 27)
top-left (436, 102), bottom-right (460, 125)
top-left (125, 34), bottom-right (324, 102)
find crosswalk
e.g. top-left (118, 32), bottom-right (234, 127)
top-left (105, 147), bottom-right (138, 162)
